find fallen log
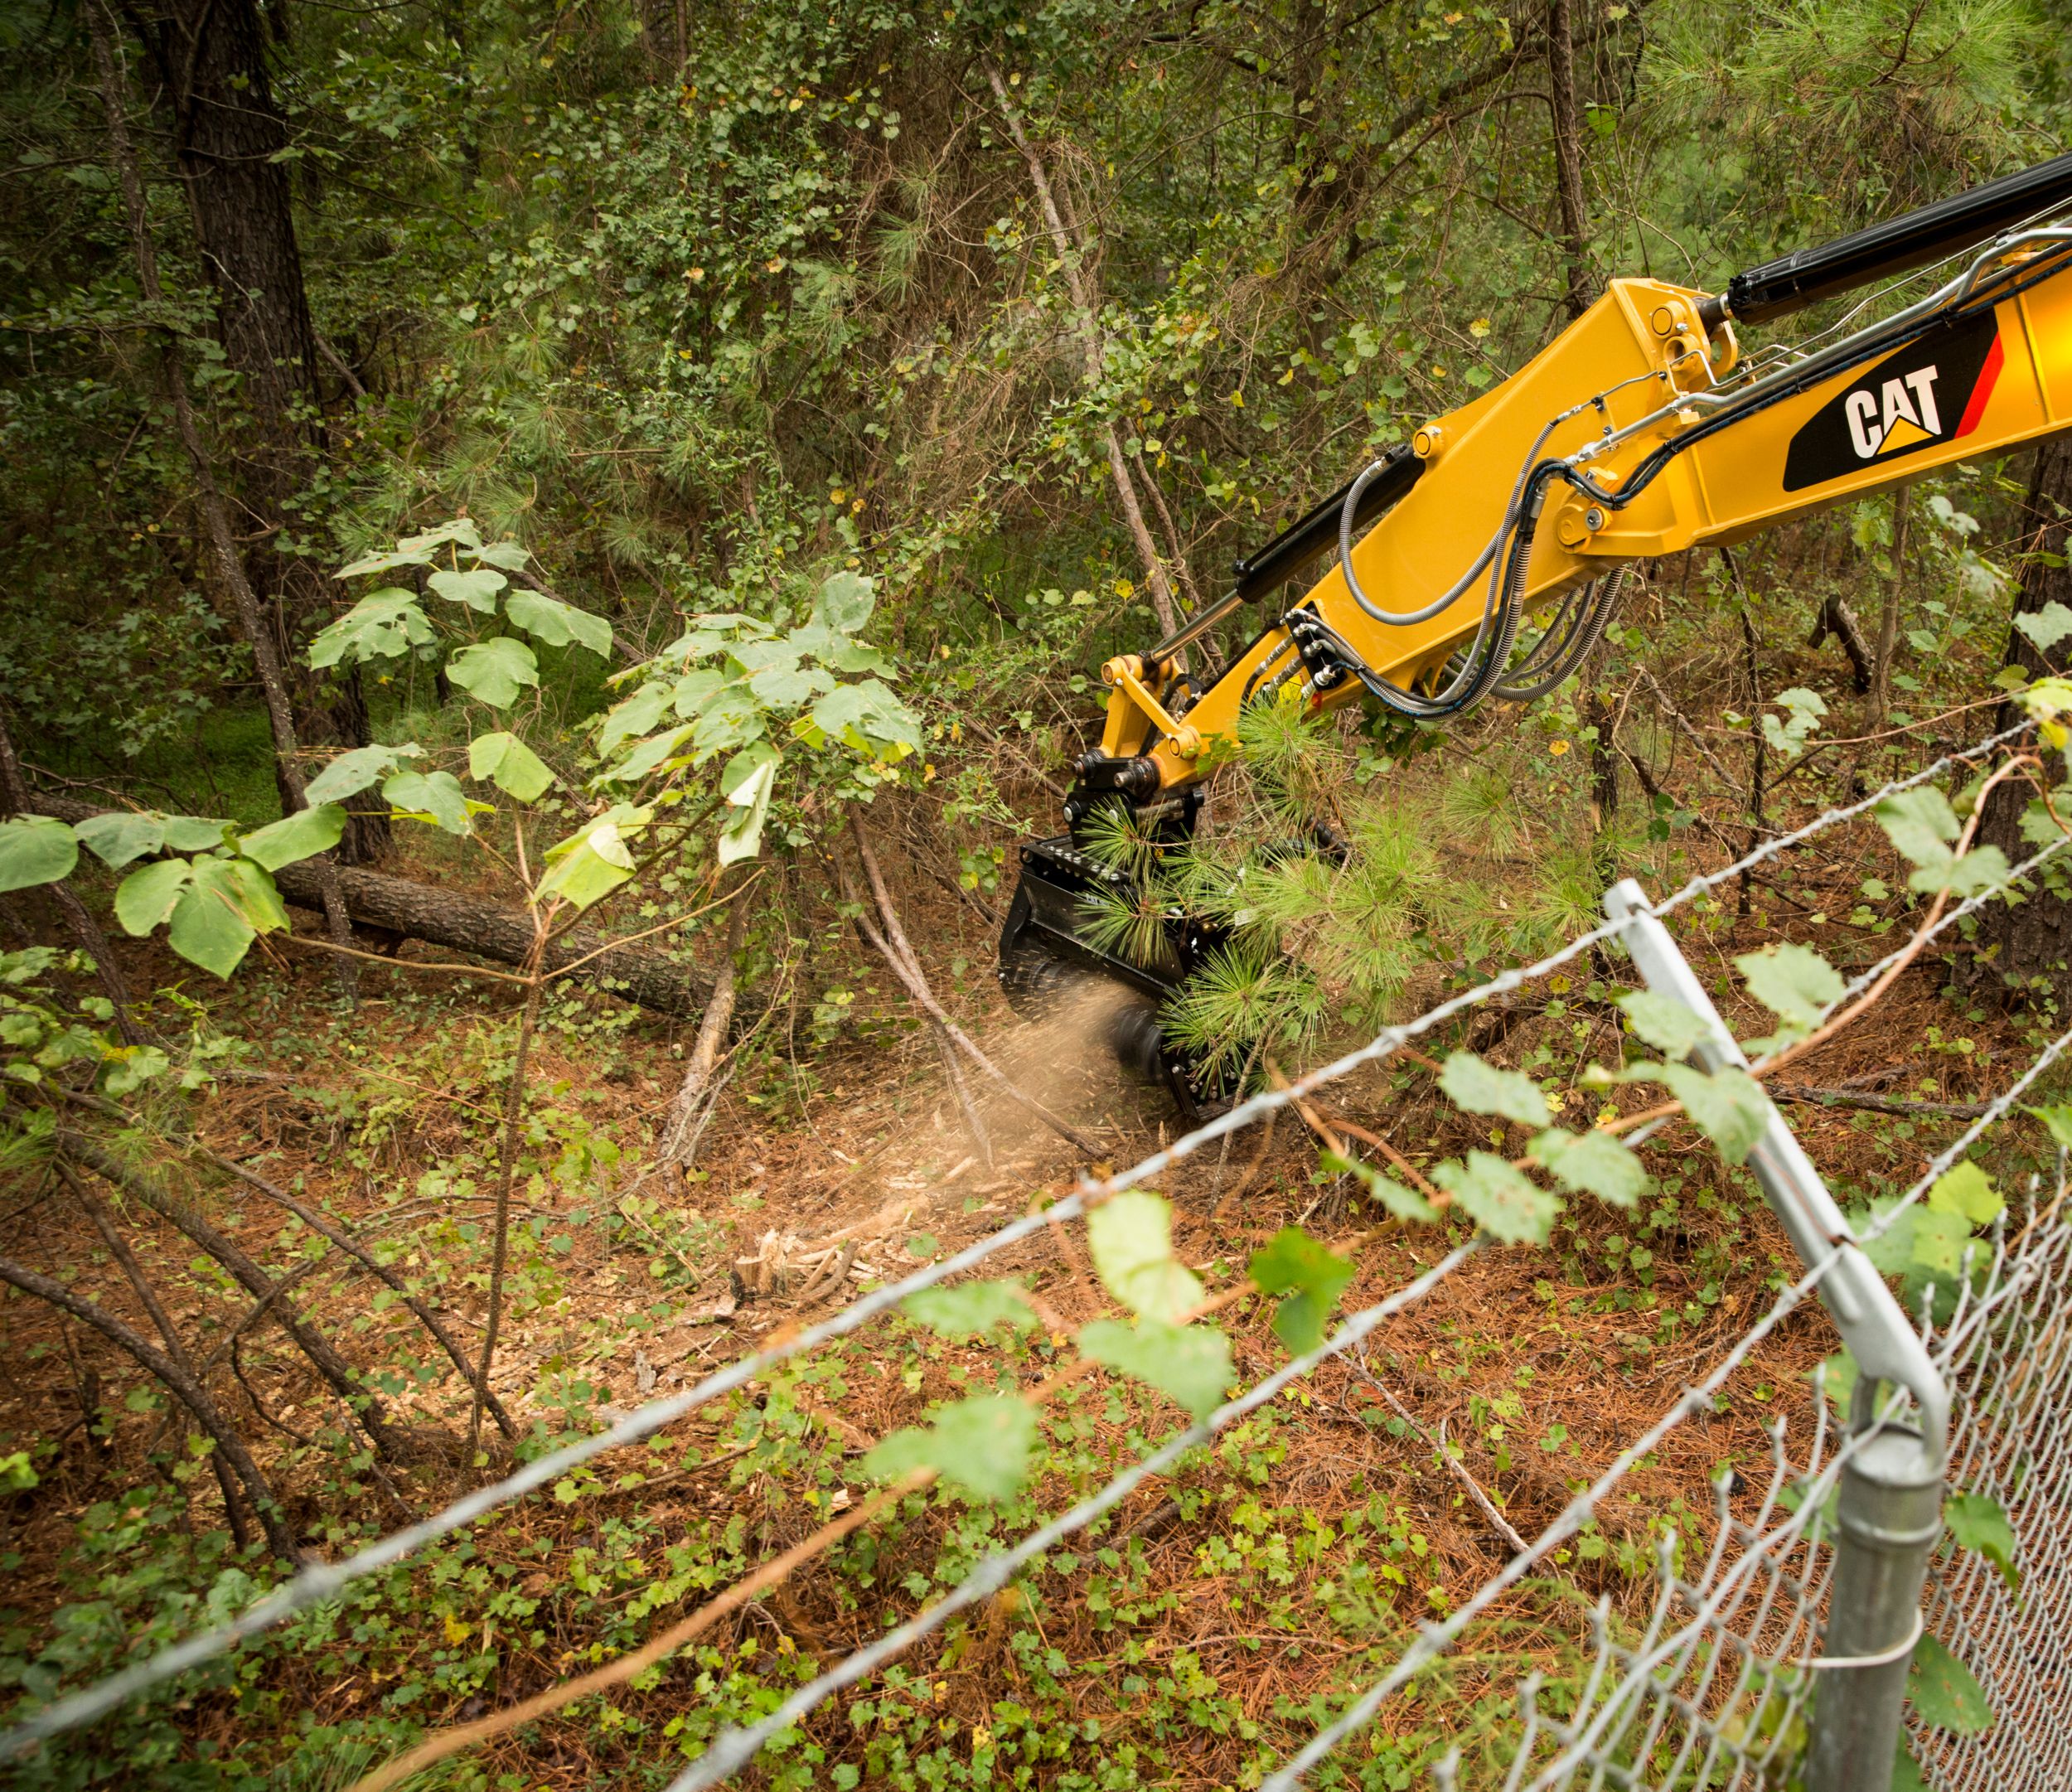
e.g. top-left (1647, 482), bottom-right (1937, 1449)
top-left (27, 797), bottom-right (711, 1018)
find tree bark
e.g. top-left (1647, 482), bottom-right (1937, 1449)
top-left (1546, 0), bottom-right (1594, 321)
top-left (659, 880), bottom-right (753, 1165)
top-left (1973, 443), bottom-right (2072, 998)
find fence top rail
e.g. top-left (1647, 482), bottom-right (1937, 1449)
top-left (0, 714), bottom-right (2033, 1762)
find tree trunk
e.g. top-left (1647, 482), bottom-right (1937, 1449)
top-left (1546, 0), bottom-right (1593, 322)
top-left (1973, 443), bottom-right (2072, 999)
top-left (128, 0), bottom-right (389, 861)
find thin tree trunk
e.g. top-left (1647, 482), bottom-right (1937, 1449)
top-left (0, 1252), bottom-right (296, 1559)
top-left (85, 2), bottom-right (361, 995)
top-left (1546, 0), bottom-right (1593, 321)
top-left (984, 62), bottom-right (1181, 640)
top-left (56, 1160), bottom-right (250, 1547)
top-left (659, 882), bottom-right (753, 1166)
top-left (56, 1130), bottom-right (409, 1461)
top-left (472, 932), bottom-right (544, 1457)
top-left (0, 709), bottom-right (142, 1044)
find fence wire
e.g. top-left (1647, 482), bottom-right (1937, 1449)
top-left (0, 714), bottom-right (2040, 1766)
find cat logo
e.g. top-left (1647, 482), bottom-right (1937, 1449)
top-left (1781, 310), bottom-right (2003, 492)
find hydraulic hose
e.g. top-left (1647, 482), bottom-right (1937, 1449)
top-left (1492, 566), bottom-right (1629, 701)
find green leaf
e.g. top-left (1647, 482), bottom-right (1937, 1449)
top-left (716, 755), bottom-right (777, 868)
top-left (1617, 990), bottom-right (1712, 1058)
top-left (0, 817), bottom-right (78, 894)
top-left (2028, 1103), bottom-right (2072, 1148)
top-left (160, 815), bottom-right (233, 853)
top-left (901, 1281), bottom-right (1034, 1339)
top-left (1087, 1191), bottom-right (1202, 1324)
top-left (1532, 1127), bottom-right (1648, 1208)
top-left (237, 804), bottom-right (345, 871)
top-left (115, 860), bottom-right (191, 935)
top-left (863, 1395), bottom-right (1037, 1502)
top-left (1736, 942), bottom-right (1845, 1032)
top-left (1908, 1632), bottom-right (1992, 1734)
top-left (309, 588), bottom-right (433, 668)
top-left (448, 637), bottom-right (540, 708)
top-left (467, 540), bottom-right (532, 571)
top-left (1891, 1736), bottom-right (1930, 1792)
top-left (506, 586), bottom-right (612, 656)
top-left (1319, 1149), bottom-right (1436, 1224)
top-left (602, 725), bottom-right (694, 787)
top-left (747, 663), bottom-right (833, 707)
top-left (598, 683), bottom-right (673, 757)
top-left (1078, 1318), bottom-right (1233, 1420)
top-left (1945, 1490), bottom-right (2019, 1592)
top-left (670, 668), bottom-right (729, 719)
top-left (2015, 601), bottom-right (2072, 653)
top-left (1432, 1152), bottom-right (1560, 1245)
top-left (795, 679), bottom-right (921, 762)
top-left (1660, 1062), bottom-right (1769, 1164)
top-left (1247, 1227), bottom-right (1355, 1354)
top-left (468, 731), bottom-right (555, 802)
top-left (168, 859), bottom-right (286, 979)
top-left (1926, 845), bottom-right (2012, 899)
top-left (428, 566), bottom-right (506, 613)
top-left (383, 770), bottom-right (471, 835)
top-left (1927, 1161), bottom-right (2002, 1227)
top-left (102, 1045), bottom-right (169, 1097)
top-left (74, 811), bottom-right (164, 870)
top-left (305, 743), bottom-right (419, 805)
top-left (1439, 1051), bottom-right (1550, 1127)
top-left (397, 519), bottom-right (481, 555)
top-left (534, 809), bottom-right (647, 912)
top-left (815, 569), bottom-right (877, 634)
top-left (1907, 1208), bottom-right (1973, 1278)
top-left (1877, 786), bottom-right (1961, 866)
top-left (336, 545), bottom-right (434, 579)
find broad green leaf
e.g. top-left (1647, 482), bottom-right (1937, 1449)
top-left (384, 770), bottom-right (471, 835)
top-left (1927, 1161), bottom-right (2002, 1227)
top-left (863, 1394), bottom-right (1037, 1502)
top-left (1892, 1738), bottom-right (1931, 1792)
top-left (0, 817), bottom-right (78, 894)
top-left (305, 743), bottom-right (419, 805)
top-left (602, 725), bottom-right (693, 786)
top-left (670, 668), bottom-right (728, 719)
top-left (815, 569), bottom-right (877, 634)
top-left (1761, 686), bottom-right (1827, 760)
top-left (74, 811), bottom-right (163, 870)
top-left (237, 804), bottom-right (345, 871)
top-left (716, 756), bottom-right (777, 868)
top-left (748, 663), bottom-right (832, 708)
top-left (428, 566), bottom-right (506, 613)
top-left (102, 1044), bottom-right (169, 1097)
top-left (1617, 990), bottom-right (1712, 1058)
top-left (1945, 1490), bottom-right (2019, 1592)
top-left (2014, 601), bottom-right (2072, 653)
top-left (168, 858), bottom-right (287, 979)
top-left (1247, 1227), bottom-right (1355, 1354)
top-left (1908, 1633), bottom-right (1992, 1734)
top-left (1924, 845), bottom-right (2012, 899)
top-left (1532, 1127), bottom-right (1648, 1209)
top-left (506, 586), bottom-right (612, 656)
top-left (468, 731), bottom-right (554, 802)
top-left (309, 588), bottom-right (433, 668)
top-left (1078, 1317), bottom-right (1233, 1420)
top-left (901, 1281), bottom-right (1034, 1339)
top-left (689, 686), bottom-right (767, 761)
top-left (160, 815), bottom-right (234, 853)
top-left (729, 637), bottom-right (802, 677)
top-left (1439, 1051), bottom-right (1550, 1127)
top-left (1661, 1062), bottom-right (1769, 1164)
top-left (1907, 1208), bottom-right (1974, 1278)
top-left (598, 682), bottom-right (672, 756)
top-left (1319, 1148), bottom-right (1436, 1224)
top-left (1878, 786), bottom-right (1961, 862)
top-left (467, 540), bottom-right (531, 571)
top-left (448, 637), bottom-right (540, 708)
top-left (1432, 1152), bottom-right (1560, 1245)
top-left (115, 860), bottom-right (191, 935)
top-left (2028, 1103), bottom-right (2072, 1148)
top-left (396, 518), bottom-right (481, 555)
top-left (534, 809), bottom-right (647, 912)
top-left (1736, 942), bottom-right (1845, 1032)
top-left (336, 545), bottom-right (434, 579)
top-left (795, 679), bottom-right (921, 762)
top-left (1087, 1190), bottom-right (1202, 1324)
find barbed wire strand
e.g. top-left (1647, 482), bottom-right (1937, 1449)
top-left (0, 714), bottom-right (2030, 1758)
top-left (1262, 1013), bottom-right (2072, 1789)
top-left (661, 1241), bottom-right (1485, 1792)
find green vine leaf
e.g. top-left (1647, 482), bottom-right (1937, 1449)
top-left (448, 637), bottom-right (540, 708)
top-left (1616, 989), bottom-right (1712, 1058)
top-left (1087, 1191), bottom-right (1202, 1325)
top-left (468, 731), bottom-right (555, 802)
top-left (1319, 1148), bottom-right (1435, 1224)
top-left (1659, 1062), bottom-right (1769, 1164)
top-left (1247, 1226), bottom-right (1354, 1354)
top-left (1432, 1152), bottom-right (1559, 1245)
top-left (1736, 941), bottom-right (1844, 1034)
top-left (1438, 1051), bottom-right (1550, 1127)
top-left (1531, 1127), bottom-right (1647, 1208)
top-left (1945, 1490), bottom-right (2019, 1593)
top-left (901, 1281), bottom-right (1034, 1339)
top-left (863, 1394), bottom-right (1037, 1502)
top-left (1908, 1633), bottom-right (1992, 1734)
top-left (1078, 1318), bottom-right (1232, 1420)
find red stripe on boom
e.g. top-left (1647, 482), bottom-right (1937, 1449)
top-left (1955, 333), bottom-right (2005, 438)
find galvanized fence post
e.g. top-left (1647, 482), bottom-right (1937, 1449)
top-left (1604, 881), bottom-right (1947, 1792)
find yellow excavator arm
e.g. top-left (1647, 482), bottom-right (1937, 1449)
top-left (1093, 156), bottom-right (2072, 798)
top-left (1000, 153), bottom-right (2072, 1102)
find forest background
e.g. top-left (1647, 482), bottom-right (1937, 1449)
top-left (4, 0), bottom-right (2072, 1785)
